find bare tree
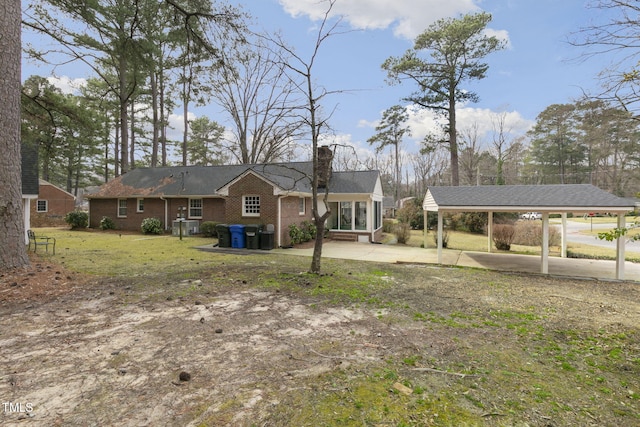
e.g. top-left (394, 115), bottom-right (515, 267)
top-left (570, 0), bottom-right (640, 116)
top-left (458, 123), bottom-right (483, 185)
top-left (490, 112), bottom-right (512, 185)
top-left (274, 0), bottom-right (345, 274)
top-left (211, 36), bottom-right (304, 164)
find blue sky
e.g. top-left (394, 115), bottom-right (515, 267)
top-left (22, 0), bottom-right (614, 161)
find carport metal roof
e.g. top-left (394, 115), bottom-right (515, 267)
top-left (422, 184), bottom-right (638, 280)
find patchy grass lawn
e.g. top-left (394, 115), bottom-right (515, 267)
top-left (0, 227), bottom-right (638, 426)
top-left (406, 227), bottom-right (640, 262)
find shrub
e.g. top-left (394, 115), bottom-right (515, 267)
top-left (449, 212), bottom-right (487, 233)
top-left (493, 224), bottom-right (516, 251)
top-left (141, 217), bottom-right (162, 235)
top-left (432, 229), bottom-right (449, 248)
top-left (394, 222), bottom-right (412, 244)
top-left (64, 210), bottom-right (88, 230)
top-left (382, 219), bottom-right (395, 233)
top-left (513, 221), bottom-right (561, 247)
top-left (200, 221), bottom-right (219, 237)
top-left (396, 198), bottom-right (424, 229)
top-left (288, 221), bottom-right (317, 245)
top-left (99, 216), bottom-right (116, 230)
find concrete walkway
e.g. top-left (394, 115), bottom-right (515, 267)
top-left (272, 241), bottom-right (640, 282)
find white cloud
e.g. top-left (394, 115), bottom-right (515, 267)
top-left (484, 28), bottom-right (512, 49)
top-left (456, 107), bottom-right (533, 137)
top-left (279, 0), bottom-right (481, 39)
top-left (364, 104), bottom-right (533, 152)
top-left (46, 75), bottom-right (87, 94)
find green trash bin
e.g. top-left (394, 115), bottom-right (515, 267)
top-left (245, 224), bottom-right (262, 249)
top-left (215, 224), bottom-right (231, 248)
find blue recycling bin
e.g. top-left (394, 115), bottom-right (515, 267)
top-left (229, 224), bottom-right (246, 248)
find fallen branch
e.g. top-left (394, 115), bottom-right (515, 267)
top-left (307, 348), bottom-right (360, 361)
top-left (411, 367), bottom-right (478, 378)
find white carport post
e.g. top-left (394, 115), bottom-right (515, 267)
top-left (437, 210), bottom-right (443, 264)
top-left (560, 213), bottom-right (567, 258)
top-left (487, 211), bottom-right (493, 253)
top-left (541, 212), bottom-right (549, 274)
top-left (616, 214), bottom-right (625, 280)
top-left (423, 210), bottom-right (428, 249)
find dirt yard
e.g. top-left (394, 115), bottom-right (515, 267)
top-left (1, 253), bottom-right (639, 426)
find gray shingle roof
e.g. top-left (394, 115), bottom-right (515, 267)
top-left (87, 162), bottom-right (379, 198)
top-left (21, 142), bottom-right (39, 196)
top-left (424, 184), bottom-right (637, 213)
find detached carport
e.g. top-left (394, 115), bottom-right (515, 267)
top-left (422, 184), bottom-right (637, 280)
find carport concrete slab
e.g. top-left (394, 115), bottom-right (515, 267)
top-left (273, 241), bottom-right (640, 282)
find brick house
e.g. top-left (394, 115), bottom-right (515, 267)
top-left (86, 152), bottom-right (384, 247)
top-left (30, 180), bottom-right (76, 227)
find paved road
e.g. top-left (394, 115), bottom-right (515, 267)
top-left (554, 218), bottom-right (640, 251)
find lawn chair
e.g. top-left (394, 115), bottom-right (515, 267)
top-left (27, 230), bottom-right (56, 255)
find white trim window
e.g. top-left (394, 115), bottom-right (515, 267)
top-left (243, 195), bottom-right (260, 217)
top-left (36, 199), bottom-right (48, 213)
top-left (117, 199), bottom-right (127, 218)
top-left (137, 198), bottom-right (144, 213)
top-left (299, 197), bottom-right (305, 215)
top-left (189, 198), bottom-right (203, 218)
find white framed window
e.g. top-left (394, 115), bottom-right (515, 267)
top-left (117, 199), bottom-right (127, 217)
top-left (298, 197), bottom-right (305, 215)
top-left (243, 195), bottom-right (260, 217)
top-left (189, 198), bottom-right (203, 218)
top-left (374, 201), bottom-right (382, 229)
top-left (355, 201), bottom-right (367, 230)
top-left (137, 198), bottom-right (144, 213)
top-left (36, 199), bottom-right (48, 213)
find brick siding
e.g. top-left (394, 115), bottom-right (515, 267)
top-left (31, 183), bottom-right (76, 227)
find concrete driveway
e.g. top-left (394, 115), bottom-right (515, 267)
top-left (273, 241), bottom-right (640, 282)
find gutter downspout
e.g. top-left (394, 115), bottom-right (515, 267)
top-left (277, 195), bottom-right (285, 248)
top-left (160, 196), bottom-right (168, 231)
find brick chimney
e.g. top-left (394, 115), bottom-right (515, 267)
top-left (317, 145), bottom-right (333, 188)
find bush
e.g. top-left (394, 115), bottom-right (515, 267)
top-left (99, 216), bottom-right (116, 230)
top-left (394, 222), bottom-right (412, 244)
top-left (449, 212), bottom-right (487, 233)
top-left (64, 210), bottom-right (88, 230)
top-left (141, 217), bottom-right (162, 235)
top-left (513, 221), bottom-right (560, 247)
top-left (493, 224), bottom-right (516, 251)
top-left (382, 219), bottom-right (395, 233)
top-left (432, 229), bottom-right (449, 248)
top-left (200, 221), bottom-right (219, 237)
top-left (396, 198), bottom-right (424, 230)
top-left (288, 220), bottom-right (317, 245)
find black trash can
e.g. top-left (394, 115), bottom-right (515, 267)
top-left (215, 224), bottom-right (231, 248)
top-left (245, 224), bottom-right (262, 249)
top-left (260, 230), bottom-right (274, 250)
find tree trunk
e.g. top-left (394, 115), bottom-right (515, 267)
top-left (449, 92), bottom-right (459, 186)
top-left (394, 138), bottom-right (400, 201)
top-left (104, 115), bottom-right (110, 182)
top-left (119, 55), bottom-right (129, 174)
top-left (151, 71), bottom-right (159, 168)
top-left (130, 102), bottom-right (135, 169)
top-left (182, 85), bottom-right (189, 166)
top-left (160, 71), bottom-right (167, 166)
top-left (310, 220), bottom-right (326, 272)
top-left (0, 0), bottom-right (30, 269)
top-left (114, 117), bottom-right (120, 177)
